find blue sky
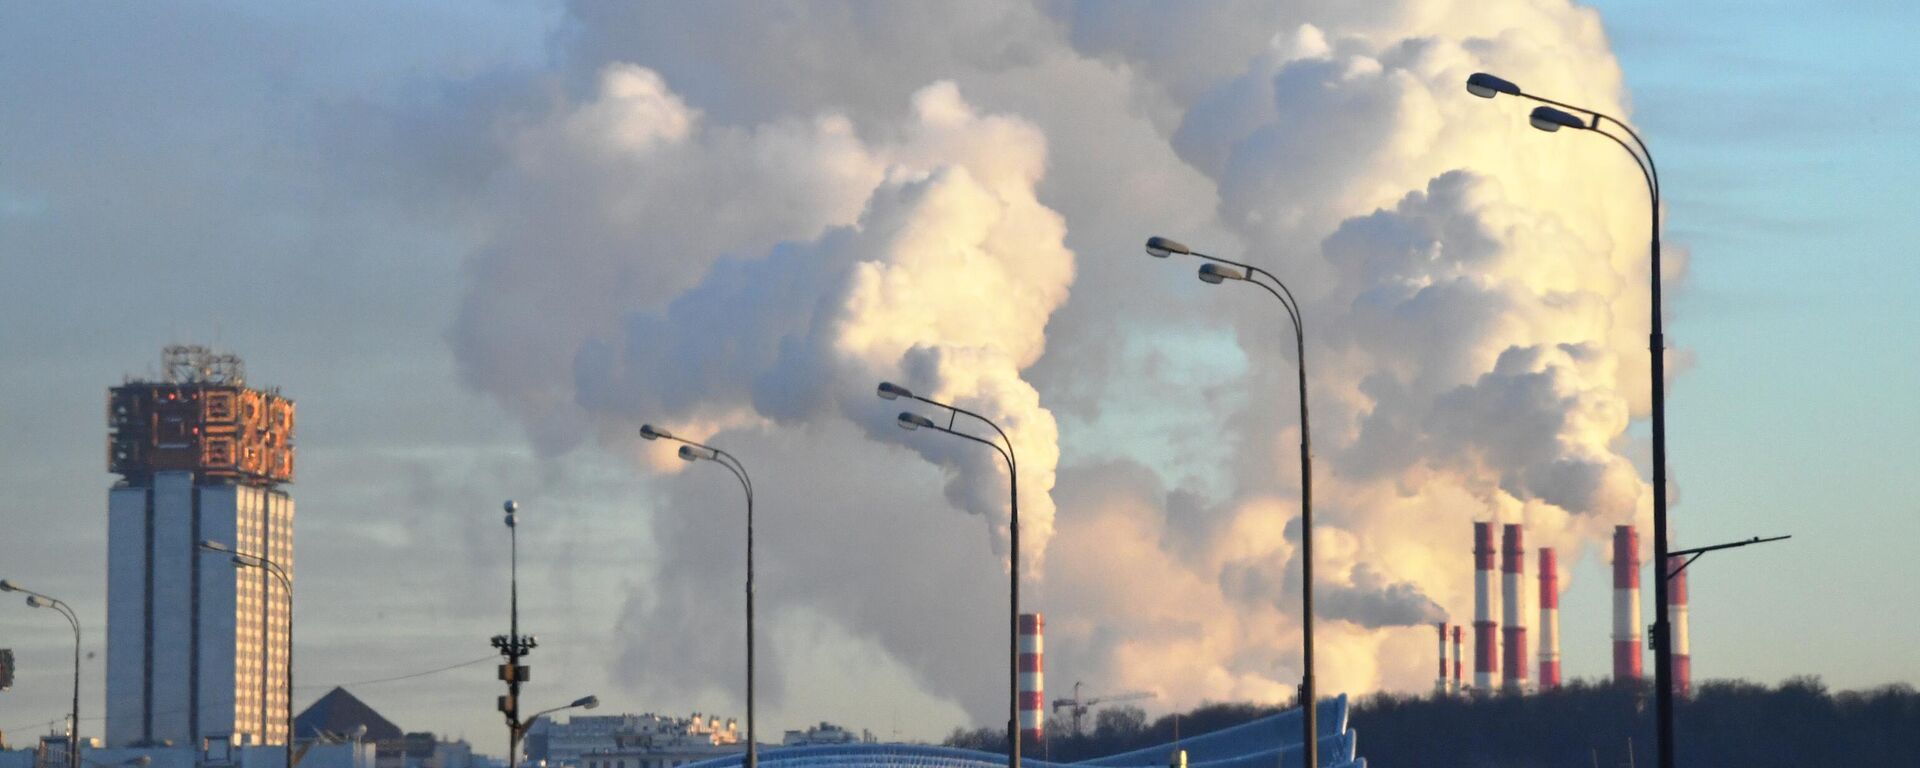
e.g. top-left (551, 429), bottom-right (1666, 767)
top-left (1581, 0), bottom-right (1920, 684)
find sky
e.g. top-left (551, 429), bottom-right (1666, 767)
top-left (2, 0), bottom-right (1917, 753)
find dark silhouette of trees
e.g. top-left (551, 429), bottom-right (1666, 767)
top-left (939, 677), bottom-right (1920, 766)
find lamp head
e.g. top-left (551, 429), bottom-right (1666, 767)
top-left (198, 539), bottom-right (233, 554)
top-left (1145, 236), bottom-right (1191, 258)
top-left (1197, 263), bottom-right (1244, 284)
top-left (0, 579), bottom-right (16, 593)
top-left (678, 444), bottom-right (716, 462)
top-left (876, 382), bottom-right (913, 401)
top-left (897, 412), bottom-right (935, 432)
top-left (1465, 72), bottom-right (1521, 99)
top-left (25, 595), bottom-right (46, 608)
top-left (129, 758), bottom-right (152, 767)
top-left (1529, 105), bottom-right (1585, 133)
top-left (573, 695), bottom-right (601, 710)
top-left (638, 424), bottom-right (670, 441)
top-left (503, 499), bottom-right (518, 528)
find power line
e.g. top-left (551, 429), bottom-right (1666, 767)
top-left (2, 655), bottom-right (498, 734)
top-left (296, 655), bottom-right (496, 691)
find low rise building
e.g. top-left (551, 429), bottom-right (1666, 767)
top-left (526, 714), bottom-right (740, 768)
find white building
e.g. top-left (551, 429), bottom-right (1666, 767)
top-left (526, 714), bottom-right (739, 768)
top-left (104, 347), bottom-right (297, 749)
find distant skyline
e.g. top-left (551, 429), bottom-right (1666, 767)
top-left (2, 0), bottom-right (1915, 753)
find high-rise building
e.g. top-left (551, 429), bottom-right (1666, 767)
top-left (105, 346), bottom-right (296, 749)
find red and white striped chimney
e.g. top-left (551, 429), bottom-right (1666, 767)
top-left (1668, 554), bottom-right (1691, 698)
top-left (1613, 526), bottom-right (1643, 681)
top-left (1473, 522), bottom-right (1498, 691)
top-left (1451, 624), bottom-right (1463, 693)
top-left (1538, 547), bottom-right (1561, 689)
top-left (1501, 524), bottom-right (1528, 693)
top-left (1018, 613), bottom-right (1044, 741)
top-left (1435, 621), bottom-right (1449, 695)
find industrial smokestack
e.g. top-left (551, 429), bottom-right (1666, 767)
top-left (1668, 554), bottom-right (1691, 698)
top-left (1452, 625), bottom-right (1463, 693)
top-left (1435, 621), bottom-right (1449, 695)
top-left (1018, 613), bottom-right (1044, 742)
top-left (1501, 524), bottom-right (1528, 693)
top-left (1473, 522), bottom-right (1497, 691)
top-left (1613, 526), bottom-right (1643, 682)
top-left (1539, 547), bottom-right (1562, 689)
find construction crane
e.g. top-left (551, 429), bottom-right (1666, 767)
top-left (1051, 681), bottom-right (1155, 738)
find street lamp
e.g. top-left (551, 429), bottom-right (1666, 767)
top-left (197, 541), bottom-right (295, 768)
top-left (0, 579), bottom-right (82, 768)
top-left (527, 695), bottom-right (600, 725)
top-left (875, 382), bottom-right (1023, 768)
top-left (1467, 70), bottom-right (1681, 768)
top-left (1143, 236), bottom-right (1320, 768)
top-left (492, 501), bottom-right (539, 768)
top-left (639, 425), bottom-right (758, 768)
top-left (516, 695), bottom-right (600, 755)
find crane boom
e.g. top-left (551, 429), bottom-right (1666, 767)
top-left (1050, 682), bottom-right (1155, 737)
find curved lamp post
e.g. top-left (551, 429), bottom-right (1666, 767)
top-left (639, 425), bottom-right (757, 768)
top-left (1466, 71), bottom-right (1679, 768)
top-left (0, 580), bottom-right (82, 768)
top-left (1143, 236), bottom-right (1320, 767)
top-left (198, 541), bottom-right (294, 768)
top-left (526, 694), bottom-right (600, 725)
top-left (517, 695), bottom-right (599, 755)
top-left (876, 382), bottom-right (1023, 768)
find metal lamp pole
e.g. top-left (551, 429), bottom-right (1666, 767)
top-left (876, 382), bottom-right (1021, 768)
top-left (493, 501), bottom-right (539, 768)
top-left (197, 541), bottom-right (295, 768)
top-left (1466, 71), bottom-right (1678, 767)
top-left (1142, 237), bottom-right (1318, 767)
top-left (0, 580), bottom-right (82, 768)
top-left (638, 426), bottom-right (758, 768)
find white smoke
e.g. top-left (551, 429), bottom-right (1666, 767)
top-left (446, 0), bottom-right (1681, 729)
top-left (554, 74), bottom-right (1069, 571)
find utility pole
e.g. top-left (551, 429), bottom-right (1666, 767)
top-left (494, 501), bottom-right (538, 768)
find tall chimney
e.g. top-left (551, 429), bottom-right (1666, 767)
top-left (1501, 524), bottom-right (1528, 693)
top-left (1018, 613), bottom-right (1044, 742)
top-left (1613, 526), bottom-right (1643, 681)
top-left (1451, 625), bottom-right (1463, 693)
top-left (1435, 621), bottom-right (1449, 695)
top-left (1473, 522), bottom-right (1498, 691)
top-left (1538, 547), bottom-right (1562, 689)
top-left (1668, 554), bottom-right (1691, 698)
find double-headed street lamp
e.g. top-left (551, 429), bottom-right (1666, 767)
top-left (876, 381), bottom-right (1023, 768)
top-left (1467, 70), bottom-right (1682, 768)
top-left (0, 580), bottom-right (82, 768)
top-left (639, 425), bottom-right (758, 768)
top-left (1143, 237), bottom-right (1321, 768)
top-left (197, 541), bottom-right (295, 768)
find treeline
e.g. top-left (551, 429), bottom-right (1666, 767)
top-left (946, 700), bottom-right (1289, 763)
top-left (942, 677), bottom-right (1920, 766)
